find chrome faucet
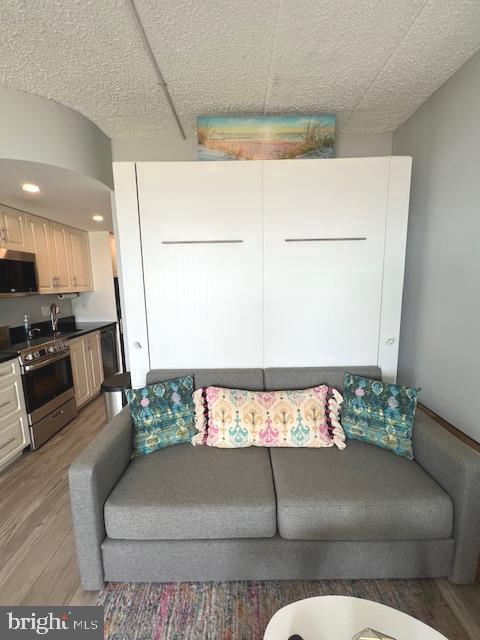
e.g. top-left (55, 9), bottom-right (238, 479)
top-left (50, 303), bottom-right (60, 333)
top-left (28, 327), bottom-right (41, 340)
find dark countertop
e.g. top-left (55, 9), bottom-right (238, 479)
top-left (58, 321), bottom-right (117, 341)
top-left (3, 317), bottom-right (117, 355)
top-left (0, 351), bottom-right (17, 364)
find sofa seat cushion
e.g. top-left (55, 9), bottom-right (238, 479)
top-left (104, 444), bottom-right (277, 540)
top-left (270, 441), bottom-right (453, 541)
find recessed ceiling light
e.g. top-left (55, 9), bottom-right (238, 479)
top-left (92, 214), bottom-right (104, 222)
top-left (22, 183), bottom-right (41, 193)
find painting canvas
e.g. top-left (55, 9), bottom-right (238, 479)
top-left (197, 115), bottom-right (335, 161)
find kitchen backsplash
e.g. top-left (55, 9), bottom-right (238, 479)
top-left (0, 295), bottom-right (73, 328)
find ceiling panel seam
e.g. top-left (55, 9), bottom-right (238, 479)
top-left (341, 0), bottom-right (431, 129)
top-left (126, 0), bottom-right (186, 139)
top-left (263, 0), bottom-right (282, 115)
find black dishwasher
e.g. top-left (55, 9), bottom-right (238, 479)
top-left (100, 325), bottom-right (119, 379)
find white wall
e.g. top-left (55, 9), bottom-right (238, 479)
top-left (0, 88), bottom-right (113, 189)
top-left (393, 50), bottom-right (480, 443)
top-left (71, 231), bottom-right (117, 322)
top-left (112, 131), bottom-right (392, 161)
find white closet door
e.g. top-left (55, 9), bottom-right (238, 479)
top-left (137, 162), bottom-right (263, 369)
top-left (263, 158), bottom-right (389, 367)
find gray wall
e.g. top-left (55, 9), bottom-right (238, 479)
top-left (112, 131), bottom-right (392, 161)
top-left (393, 50), bottom-right (480, 443)
top-left (0, 295), bottom-right (73, 330)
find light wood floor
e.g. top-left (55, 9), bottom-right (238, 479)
top-left (0, 395), bottom-right (105, 606)
top-left (0, 395), bottom-right (479, 638)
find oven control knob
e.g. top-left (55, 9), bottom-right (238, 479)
top-left (48, 346), bottom-right (56, 353)
top-left (33, 351), bottom-right (41, 359)
top-left (25, 353), bottom-right (33, 361)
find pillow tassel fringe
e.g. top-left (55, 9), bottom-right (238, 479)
top-left (328, 389), bottom-right (347, 450)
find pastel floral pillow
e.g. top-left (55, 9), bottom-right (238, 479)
top-left (125, 375), bottom-right (196, 455)
top-left (192, 385), bottom-right (346, 449)
top-left (341, 373), bottom-right (419, 459)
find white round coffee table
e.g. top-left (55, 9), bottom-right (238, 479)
top-left (264, 596), bottom-right (448, 640)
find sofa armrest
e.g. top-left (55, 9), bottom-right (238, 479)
top-left (68, 405), bottom-right (133, 590)
top-left (413, 409), bottom-right (480, 583)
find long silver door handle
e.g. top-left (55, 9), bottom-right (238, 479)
top-left (284, 237), bottom-right (367, 242)
top-left (161, 240), bottom-right (243, 245)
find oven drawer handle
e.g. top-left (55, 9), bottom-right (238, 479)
top-left (50, 409), bottom-right (64, 421)
top-left (23, 351), bottom-right (70, 372)
top-left (0, 437), bottom-right (15, 451)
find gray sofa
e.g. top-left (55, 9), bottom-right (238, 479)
top-left (69, 367), bottom-right (480, 590)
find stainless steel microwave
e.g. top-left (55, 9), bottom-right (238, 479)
top-left (0, 250), bottom-right (39, 297)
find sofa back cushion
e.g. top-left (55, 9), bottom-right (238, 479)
top-left (264, 366), bottom-right (382, 391)
top-left (147, 368), bottom-right (264, 390)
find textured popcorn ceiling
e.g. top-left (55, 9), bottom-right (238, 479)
top-left (1, 0), bottom-right (480, 138)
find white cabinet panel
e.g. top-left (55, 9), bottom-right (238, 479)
top-left (263, 158), bottom-right (389, 367)
top-left (0, 413), bottom-right (28, 470)
top-left (0, 376), bottom-right (22, 422)
top-left (70, 331), bottom-right (104, 407)
top-left (27, 215), bottom-right (55, 292)
top-left (137, 162), bottom-right (263, 369)
top-left (378, 157), bottom-right (412, 381)
top-left (0, 206), bottom-right (31, 251)
top-left (50, 223), bottom-right (70, 290)
top-left (112, 166), bottom-right (150, 387)
top-left (115, 158), bottom-right (411, 384)
top-left (70, 338), bottom-right (90, 407)
top-left (67, 228), bottom-right (93, 291)
top-left (86, 332), bottom-right (104, 393)
top-left (0, 358), bottom-right (29, 471)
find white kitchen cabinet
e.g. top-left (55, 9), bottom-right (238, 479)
top-left (67, 228), bottom-right (93, 291)
top-left (136, 161), bottom-right (264, 369)
top-left (70, 338), bottom-right (90, 407)
top-left (27, 215), bottom-right (55, 293)
top-left (0, 358), bottom-right (30, 472)
top-left (86, 332), bottom-right (103, 392)
top-left (0, 205), bottom-right (31, 252)
top-left (262, 158), bottom-right (389, 368)
top-left (2, 205), bottom-right (94, 295)
top-left (49, 222), bottom-right (71, 291)
top-left (70, 331), bottom-right (104, 408)
top-left (114, 158), bottom-right (411, 385)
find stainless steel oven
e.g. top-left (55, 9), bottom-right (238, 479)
top-left (19, 338), bottom-right (77, 449)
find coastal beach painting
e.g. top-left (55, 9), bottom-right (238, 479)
top-left (197, 115), bottom-right (335, 161)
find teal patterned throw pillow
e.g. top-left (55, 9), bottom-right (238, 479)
top-left (126, 375), bottom-right (196, 455)
top-left (342, 373), bottom-right (419, 459)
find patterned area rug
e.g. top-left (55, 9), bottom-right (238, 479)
top-left (98, 579), bottom-right (465, 640)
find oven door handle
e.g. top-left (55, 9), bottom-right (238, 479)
top-left (22, 351), bottom-right (70, 373)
